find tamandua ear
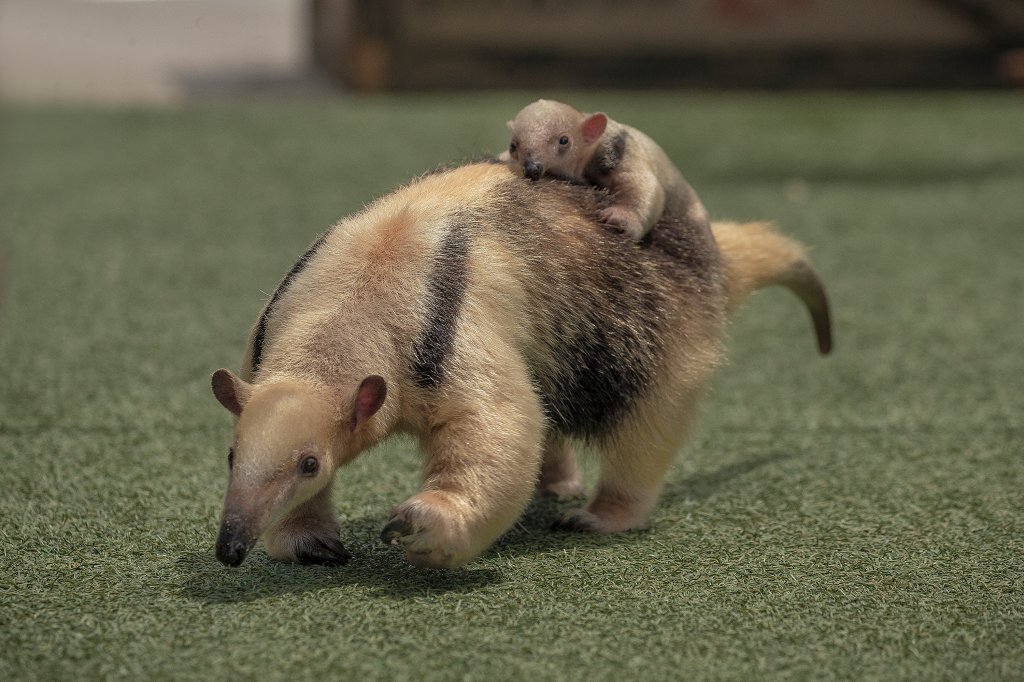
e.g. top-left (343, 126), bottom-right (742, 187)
top-left (581, 113), bottom-right (608, 144)
top-left (506, 119), bottom-right (515, 131)
top-left (349, 375), bottom-right (387, 431)
top-left (211, 368), bottom-right (252, 417)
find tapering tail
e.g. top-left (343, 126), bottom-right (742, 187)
top-left (712, 221), bottom-right (833, 355)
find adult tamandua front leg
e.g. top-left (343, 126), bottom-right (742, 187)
top-left (381, 350), bottom-right (545, 568)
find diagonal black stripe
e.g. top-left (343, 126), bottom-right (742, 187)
top-left (250, 230), bottom-right (331, 375)
top-left (410, 226), bottom-right (470, 389)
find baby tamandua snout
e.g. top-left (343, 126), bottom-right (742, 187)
top-left (522, 159), bottom-right (544, 181)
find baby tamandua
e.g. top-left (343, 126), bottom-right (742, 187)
top-left (500, 99), bottom-right (708, 241)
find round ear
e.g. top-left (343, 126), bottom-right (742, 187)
top-left (212, 369), bottom-right (251, 417)
top-left (506, 119), bottom-right (515, 131)
top-left (581, 113), bottom-right (608, 144)
top-left (349, 375), bottom-right (387, 431)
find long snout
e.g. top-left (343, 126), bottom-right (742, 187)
top-left (523, 160), bottom-right (543, 180)
top-left (215, 482), bottom-right (273, 567)
top-left (216, 514), bottom-right (258, 567)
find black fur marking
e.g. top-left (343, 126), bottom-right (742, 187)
top-left (540, 318), bottom-right (656, 439)
top-left (583, 130), bottom-right (628, 184)
top-left (250, 230), bottom-right (331, 374)
top-left (410, 224), bottom-right (470, 389)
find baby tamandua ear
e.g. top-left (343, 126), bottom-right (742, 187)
top-left (581, 113), bottom-right (608, 145)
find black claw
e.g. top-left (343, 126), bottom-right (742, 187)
top-left (296, 536), bottom-right (351, 566)
top-left (551, 515), bottom-right (595, 533)
top-left (380, 517), bottom-right (413, 544)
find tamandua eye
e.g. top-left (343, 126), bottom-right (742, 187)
top-left (299, 456), bottom-right (319, 476)
top-left (558, 135), bottom-right (570, 146)
top-left (509, 141), bottom-right (518, 156)
top-left (227, 447), bottom-right (234, 470)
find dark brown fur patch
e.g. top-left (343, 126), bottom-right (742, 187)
top-left (583, 131), bottom-right (628, 184)
top-left (483, 174), bottom-right (722, 439)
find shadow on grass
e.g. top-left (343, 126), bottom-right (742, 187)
top-left (176, 536), bottom-right (502, 605)
top-left (177, 451), bottom-right (788, 604)
top-left (175, 502), bottom-right (618, 605)
top-left (660, 451), bottom-right (793, 505)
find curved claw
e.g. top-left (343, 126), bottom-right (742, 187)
top-left (295, 535), bottom-right (351, 566)
top-left (551, 513), bottom-right (598, 533)
top-left (380, 517), bottom-right (414, 545)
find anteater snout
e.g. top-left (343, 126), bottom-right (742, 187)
top-left (216, 520), bottom-right (255, 567)
top-left (523, 161), bottom-right (543, 180)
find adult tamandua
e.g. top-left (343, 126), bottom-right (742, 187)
top-left (211, 161), bottom-right (832, 569)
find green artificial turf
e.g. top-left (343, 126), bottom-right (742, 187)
top-left (1, 93), bottom-right (1022, 680)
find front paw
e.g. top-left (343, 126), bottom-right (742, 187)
top-left (598, 207), bottom-right (645, 240)
top-left (265, 525), bottom-right (351, 566)
top-left (381, 492), bottom-right (467, 569)
top-left (295, 534), bottom-right (351, 566)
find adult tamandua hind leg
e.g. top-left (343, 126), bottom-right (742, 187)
top-left (537, 433), bottom-right (585, 500)
top-left (554, 219), bottom-right (832, 534)
top-left (555, 375), bottom-right (713, 533)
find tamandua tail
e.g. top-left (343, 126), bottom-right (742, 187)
top-left (711, 221), bottom-right (833, 355)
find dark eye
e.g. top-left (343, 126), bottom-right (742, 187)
top-left (558, 135), bottom-right (570, 146)
top-left (509, 141), bottom-right (518, 156)
top-left (299, 456), bottom-right (319, 476)
top-left (227, 447), bottom-right (234, 470)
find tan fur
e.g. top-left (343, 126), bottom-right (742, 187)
top-left (712, 221), bottom-right (833, 354)
top-left (211, 162), bottom-right (831, 569)
top-left (537, 434), bottom-right (585, 499)
top-left (501, 99), bottom-right (703, 241)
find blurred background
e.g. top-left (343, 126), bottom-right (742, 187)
top-left (2, 0), bottom-right (1024, 104)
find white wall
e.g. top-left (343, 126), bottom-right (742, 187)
top-left (0, 0), bottom-right (309, 104)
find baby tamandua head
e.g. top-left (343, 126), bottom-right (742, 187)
top-left (506, 99), bottom-right (608, 181)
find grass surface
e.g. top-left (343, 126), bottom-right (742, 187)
top-left (1, 93), bottom-right (1022, 680)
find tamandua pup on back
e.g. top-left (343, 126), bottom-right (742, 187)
top-left (500, 99), bottom-right (709, 241)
